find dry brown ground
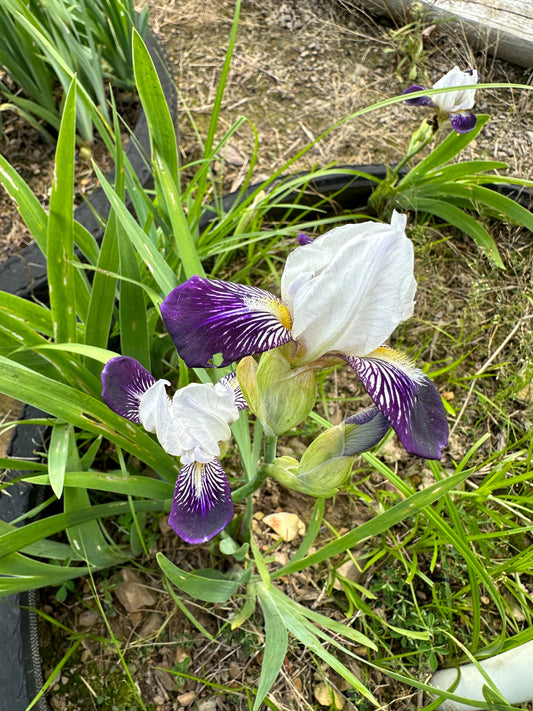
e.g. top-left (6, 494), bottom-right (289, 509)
top-left (2, 1), bottom-right (533, 710)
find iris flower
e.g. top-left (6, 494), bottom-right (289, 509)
top-left (161, 212), bottom-right (448, 460)
top-left (403, 66), bottom-right (479, 133)
top-left (101, 356), bottom-right (247, 544)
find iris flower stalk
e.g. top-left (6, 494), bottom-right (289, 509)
top-left (161, 212), bottom-right (448, 460)
top-left (101, 356), bottom-right (247, 544)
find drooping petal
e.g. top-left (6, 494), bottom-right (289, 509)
top-left (281, 213), bottom-right (417, 364)
top-left (101, 356), bottom-right (156, 423)
top-left (215, 371), bottom-right (248, 410)
top-left (343, 348), bottom-right (448, 460)
top-left (343, 407), bottom-right (391, 455)
top-left (169, 458), bottom-right (234, 544)
top-left (449, 111), bottom-right (477, 133)
top-left (161, 275), bottom-right (293, 367)
top-left (402, 85), bottom-right (435, 107)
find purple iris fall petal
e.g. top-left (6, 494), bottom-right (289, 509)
top-left (344, 355), bottom-right (448, 460)
top-left (344, 407), bottom-right (391, 455)
top-left (101, 356), bottom-right (156, 423)
top-left (169, 458), bottom-right (234, 544)
top-left (402, 85), bottom-right (435, 107)
top-left (160, 275), bottom-right (293, 367)
top-left (449, 111), bottom-right (477, 133)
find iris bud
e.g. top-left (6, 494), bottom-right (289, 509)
top-left (236, 348), bottom-right (316, 436)
top-left (267, 424), bottom-right (357, 497)
top-left (266, 408), bottom-right (391, 497)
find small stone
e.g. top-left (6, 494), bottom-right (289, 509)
top-left (114, 569), bottom-right (156, 611)
top-left (78, 610), bottom-right (99, 627)
top-left (228, 661), bottom-right (240, 679)
top-left (175, 647), bottom-right (190, 664)
top-left (159, 516), bottom-right (172, 535)
top-left (177, 690), bottom-right (196, 706)
top-left (333, 560), bottom-right (360, 591)
top-left (197, 699), bottom-right (218, 711)
top-left (139, 612), bottom-right (163, 638)
top-left (314, 682), bottom-right (345, 709)
top-left (516, 382), bottom-right (533, 405)
top-left (155, 668), bottom-right (176, 691)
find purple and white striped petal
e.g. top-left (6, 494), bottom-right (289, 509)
top-left (160, 275), bottom-right (294, 367)
top-left (169, 458), bottom-right (234, 544)
top-left (343, 407), bottom-right (391, 455)
top-left (449, 111), bottom-right (477, 133)
top-left (343, 348), bottom-right (448, 460)
top-left (402, 85), bottom-right (435, 107)
top-left (215, 371), bottom-right (248, 410)
top-left (101, 356), bottom-right (156, 423)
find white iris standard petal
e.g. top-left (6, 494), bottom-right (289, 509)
top-left (280, 211), bottom-right (416, 364)
top-left (431, 66), bottom-right (478, 114)
top-left (170, 382), bottom-right (240, 464)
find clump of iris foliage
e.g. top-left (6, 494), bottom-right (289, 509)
top-left (0, 0), bottom-right (147, 143)
top-left (1, 1), bottom-right (533, 709)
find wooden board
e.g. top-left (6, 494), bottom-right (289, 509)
top-left (364, 0), bottom-right (533, 68)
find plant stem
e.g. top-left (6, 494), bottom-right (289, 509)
top-left (232, 468), bottom-right (268, 503)
top-left (264, 434), bottom-right (278, 465)
top-left (237, 434), bottom-right (277, 540)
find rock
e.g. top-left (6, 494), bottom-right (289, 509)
top-left (78, 609), bottom-right (99, 627)
top-left (139, 611), bottom-right (163, 638)
top-left (314, 682), bottom-right (345, 709)
top-left (177, 690), bottom-right (196, 706)
top-left (114, 569), bottom-right (156, 612)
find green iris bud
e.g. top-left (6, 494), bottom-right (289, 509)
top-left (236, 348), bottom-right (316, 436)
top-left (266, 408), bottom-right (391, 497)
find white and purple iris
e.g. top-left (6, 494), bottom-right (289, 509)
top-left (403, 66), bottom-right (479, 133)
top-left (101, 356), bottom-right (247, 544)
top-left (160, 211), bottom-right (449, 461)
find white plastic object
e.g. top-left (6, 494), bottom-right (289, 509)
top-left (430, 640), bottom-right (533, 710)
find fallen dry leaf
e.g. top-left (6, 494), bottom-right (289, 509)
top-left (262, 512), bottom-right (306, 541)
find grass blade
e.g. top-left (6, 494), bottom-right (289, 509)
top-left (47, 78), bottom-right (77, 342)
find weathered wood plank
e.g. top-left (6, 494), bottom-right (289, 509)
top-left (365, 0), bottom-right (533, 68)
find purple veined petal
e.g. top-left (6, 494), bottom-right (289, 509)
top-left (343, 407), bottom-right (391, 455)
top-left (169, 458), bottom-right (234, 544)
top-left (343, 348), bottom-right (449, 460)
top-left (449, 111), bottom-right (477, 133)
top-left (215, 371), bottom-right (248, 410)
top-left (160, 275), bottom-right (294, 368)
top-left (101, 356), bottom-right (156, 423)
top-left (297, 232), bottom-right (314, 246)
top-left (402, 85), bottom-right (435, 107)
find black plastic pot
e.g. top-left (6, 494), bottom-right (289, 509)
top-left (0, 27), bottom-right (176, 711)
